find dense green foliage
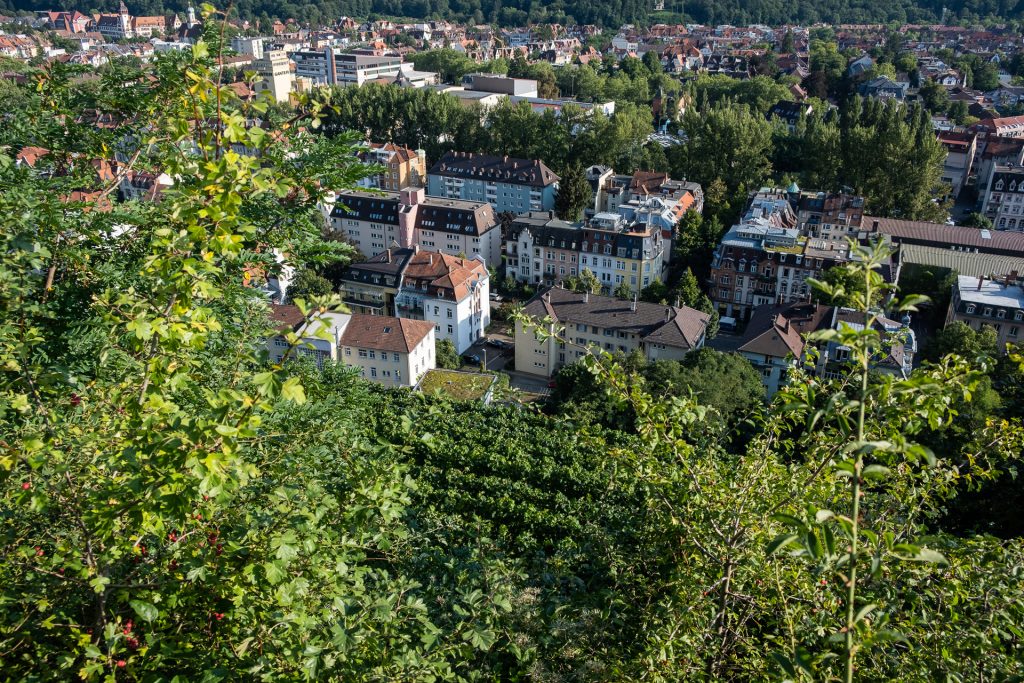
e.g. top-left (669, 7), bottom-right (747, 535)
top-left (319, 83), bottom-right (655, 176)
top-left (554, 162), bottom-right (591, 222)
top-left (675, 89), bottom-right (949, 223)
top-left (2, 18), bottom-right (1024, 682)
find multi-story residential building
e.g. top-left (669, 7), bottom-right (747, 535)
top-left (768, 100), bottom-right (812, 132)
top-left (254, 49), bottom-right (294, 103)
top-left (937, 131), bottom-right (977, 199)
top-left (230, 36), bottom-right (266, 59)
top-left (267, 304), bottom-right (435, 387)
top-left (504, 211), bottom-right (667, 294)
top-left (356, 142), bottom-right (427, 191)
top-left (975, 136), bottom-right (1024, 200)
top-left (973, 115), bottom-right (1024, 139)
top-left (738, 301), bottom-right (916, 396)
top-left (709, 189), bottom-right (868, 321)
top-left (267, 305), bottom-right (351, 369)
top-left (946, 273), bottom-right (1024, 350)
top-left (339, 246), bottom-right (490, 353)
top-left (858, 76), bottom-right (909, 100)
top-left (426, 151), bottom-right (559, 214)
top-left (95, 1), bottom-right (170, 40)
top-left (797, 190), bottom-right (866, 242)
top-left (327, 187), bottom-right (501, 267)
top-left (594, 170), bottom-right (704, 219)
top-left (980, 165), bottom-right (1024, 230)
top-left (514, 286), bottom-right (710, 378)
top-left (338, 315), bottom-right (436, 387)
top-left (291, 48), bottom-right (403, 86)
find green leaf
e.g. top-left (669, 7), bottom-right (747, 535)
top-left (130, 599), bottom-right (159, 623)
top-left (281, 377), bottom-right (306, 404)
top-left (854, 603), bottom-right (877, 624)
top-left (767, 533), bottom-right (799, 555)
top-left (862, 464), bottom-right (890, 480)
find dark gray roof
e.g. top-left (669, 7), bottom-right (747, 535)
top-left (429, 151), bottom-right (559, 188)
top-left (332, 190), bottom-right (497, 236)
top-left (522, 286), bottom-right (709, 350)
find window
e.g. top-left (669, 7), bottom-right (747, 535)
top-left (984, 307), bottom-right (993, 317)
top-left (966, 304), bottom-right (976, 314)
top-left (393, 352), bottom-right (400, 361)
top-left (358, 349), bottom-right (368, 358)
top-left (447, 325), bottom-right (453, 334)
top-left (834, 347), bottom-right (850, 361)
top-left (1016, 311), bottom-right (1023, 321)
top-left (998, 309), bottom-right (1007, 319)
top-left (370, 367), bottom-right (377, 377)
top-left (345, 348), bottom-right (351, 356)
top-left (447, 308), bottom-right (453, 319)
top-left (1012, 326), bottom-right (1020, 337)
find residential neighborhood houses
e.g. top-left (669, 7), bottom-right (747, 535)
top-left (9, 6), bottom-right (1024, 401)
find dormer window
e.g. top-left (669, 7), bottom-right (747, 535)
top-left (996, 180), bottom-right (1005, 191)
top-left (984, 306), bottom-right (992, 316)
top-left (998, 309), bottom-right (1006, 319)
top-left (1016, 310), bottom-right (1023, 321)
top-left (966, 304), bottom-right (976, 314)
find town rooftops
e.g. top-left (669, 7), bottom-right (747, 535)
top-left (429, 151), bottom-right (559, 187)
top-left (954, 274), bottom-right (1024, 308)
top-left (871, 216), bottom-right (1024, 255)
top-left (522, 286), bottom-right (709, 350)
top-left (339, 314), bottom-right (434, 353)
top-left (332, 189), bottom-right (496, 236)
top-left (738, 302), bottom-right (832, 359)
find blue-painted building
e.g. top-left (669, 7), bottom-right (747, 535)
top-left (427, 151), bottom-right (559, 215)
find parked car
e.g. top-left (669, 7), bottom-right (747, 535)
top-left (486, 338), bottom-right (513, 350)
top-left (462, 353), bottom-right (481, 365)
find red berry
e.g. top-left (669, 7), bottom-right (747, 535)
top-left (213, 612), bottom-right (224, 620)
top-left (70, 393), bottom-right (81, 407)
top-left (116, 660), bottom-right (126, 668)
top-left (21, 482), bottom-right (30, 490)
top-left (168, 532), bottom-right (177, 542)
top-left (35, 547), bottom-right (44, 557)
top-left (820, 579), bottom-right (827, 586)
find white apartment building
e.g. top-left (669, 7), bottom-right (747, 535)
top-left (267, 305), bottom-right (435, 387)
top-left (339, 315), bottom-right (436, 387)
top-left (340, 247), bottom-right (490, 354)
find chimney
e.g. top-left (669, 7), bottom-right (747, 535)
top-left (978, 275), bottom-right (984, 291)
top-left (664, 307), bottom-right (671, 322)
top-left (872, 219), bottom-right (879, 231)
top-left (385, 248), bottom-right (391, 262)
top-left (542, 290), bottom-right (551, 304)
top-left (1011, 270), bottom-right (1019, 286)
top-left (583, 290), bottom-right (589, 303)
top-left (631, 293), bottom-right (638, 312)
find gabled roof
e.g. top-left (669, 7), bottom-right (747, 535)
top-left (429, 151), bottom-right (559, 188)
top-left (738, 302), bottom-right (832, 359)
top-left (268, 303), bottom-right (305, 332)
top-left (339, 314), bottom-right (433, 353)
top-left (522, 286), bottom-right (709, 350)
